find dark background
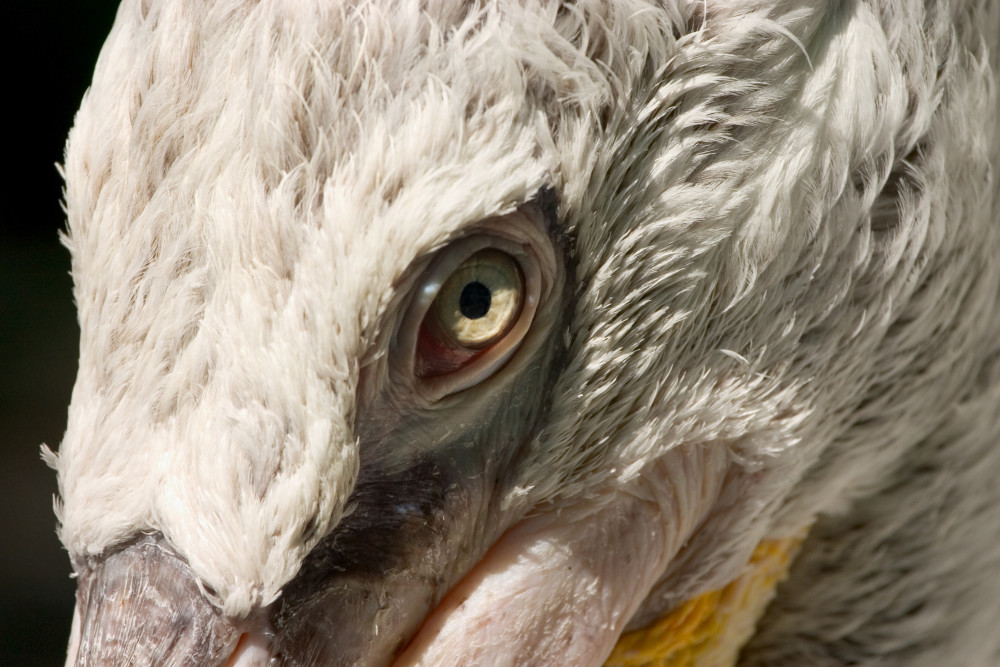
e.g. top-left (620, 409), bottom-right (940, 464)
top-left (3, 3), bottom-right (121, 664)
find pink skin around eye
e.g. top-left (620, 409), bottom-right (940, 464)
top-left (414, 322), bottom-right (485, 377)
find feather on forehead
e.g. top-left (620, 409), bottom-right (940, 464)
top-left (57, 0), bottom-right (676, 612)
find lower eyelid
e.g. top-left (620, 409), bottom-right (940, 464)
top-left (414, 323), bottom-right (483, 378)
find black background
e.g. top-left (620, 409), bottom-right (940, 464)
top-left (3, 3), bottom-right (121, 663)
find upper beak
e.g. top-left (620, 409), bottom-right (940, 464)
top-left (66, 533), bottom-right (273, 667)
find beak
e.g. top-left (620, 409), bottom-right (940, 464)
top-left (66, 534), bottom-right (274, 667)
top-left (64, 474), bottom-right (802, 667)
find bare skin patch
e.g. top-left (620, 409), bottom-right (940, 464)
top-left (606, 535), bottom-right (805, 667)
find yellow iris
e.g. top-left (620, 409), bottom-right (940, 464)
top-left (431, 249), bottom-right (523, 349)
top-left (605, 535), bottom-right (804, 667)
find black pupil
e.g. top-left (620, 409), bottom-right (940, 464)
top-left (459, 281), bottom-right (492, 319)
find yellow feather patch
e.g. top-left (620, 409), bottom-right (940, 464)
top-left (606, 535), bottom-right (804, 667)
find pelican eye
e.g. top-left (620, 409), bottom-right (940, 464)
top-left (396, 207), bottom-right (559, 396)
top-left (430, 250), bottom-right (523, 349)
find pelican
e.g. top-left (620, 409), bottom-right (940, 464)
top-left (51, 1), bottom-right (1000, 665)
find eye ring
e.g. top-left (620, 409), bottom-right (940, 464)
top-left (392, 207), bottom-right (559, 399)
